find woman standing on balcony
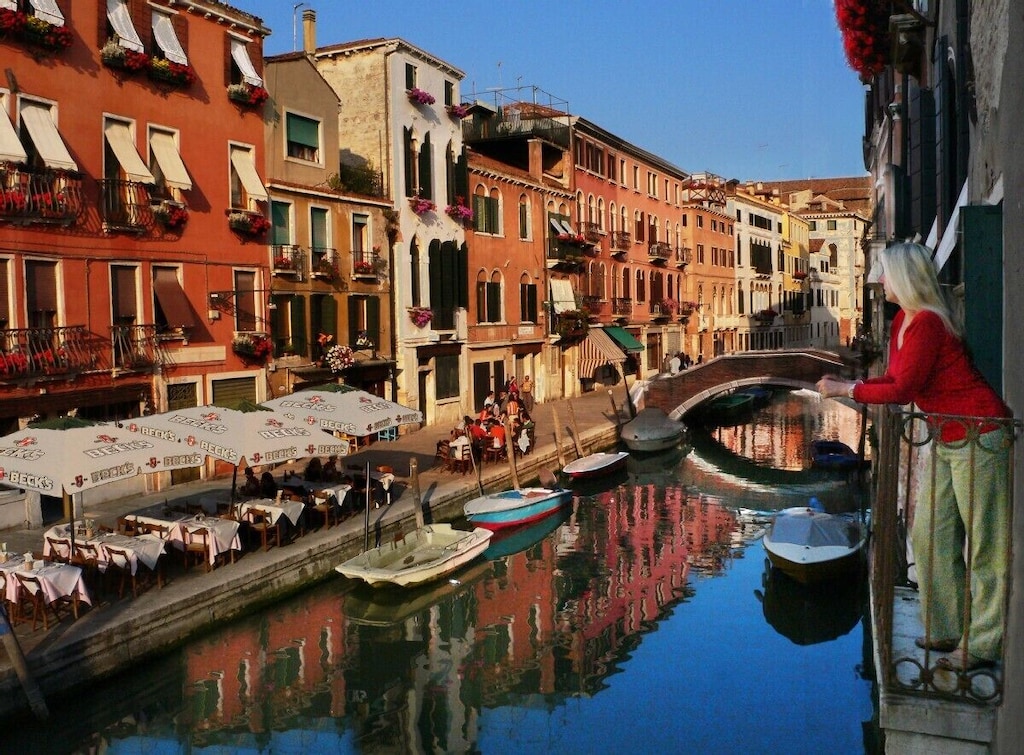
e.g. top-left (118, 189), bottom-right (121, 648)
top-left (817, 241), bottom-right (1012, 671)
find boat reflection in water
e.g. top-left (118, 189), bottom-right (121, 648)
top-left (756, 562), bottom-right (867, 646)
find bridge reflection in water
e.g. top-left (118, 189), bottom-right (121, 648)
top-left (8, 392), bottom-right (877, 754)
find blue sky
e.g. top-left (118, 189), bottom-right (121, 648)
top-left (250, 0), bottom-right (866, 182)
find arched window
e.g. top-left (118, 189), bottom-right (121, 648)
top-left (636, 269), bottom-right (646, 302)
top-left (622, 266), bottom-right (631, 299)
top-left (472, 184), bottom-right (500, 234)
top-left (518, 194), bottom-right (530, 240)
top-left (595, 263), bottom-right (606, 300)
top-left (519, 272), bottom-right (537, 323)
top-left (476, 269), bottom-right (502, 323)
top-left (417, 132), bottom-right (432, 199)
top-left (609, 202), bottom-right (618, 234)
top-left (597, 197), bottom-right (606, 231)
top-left (634, 210), bottom-right (645, 242)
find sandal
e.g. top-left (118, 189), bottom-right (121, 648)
top-left (914, 636), bottom-right (958, 652)
top-left (936, 648), bottom-right (996, 671)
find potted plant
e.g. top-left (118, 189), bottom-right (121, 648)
top-left (148, 57), bottom-right (197, 87)
top-left (353, 259), bottom-right (375, 276)
top-left (407, 87), bottom-right (436, 105)
top-left (1, 188), bottom-right (28, 215)
top-left (793, 270), bottom-right (808, 280)
top-left (556, 309), bottom-right (590, 339)
top-left (231, 333), bottom-right (272, 360)
top-left (272, 254), bottom-right (293, 270)
top-left (834, 0), bottom-right (890, 78)
top-left (446, 103), bottom-right (471, 118)
top-left (3, 10), bottom-right (73, 53)
top-left (408, 306), bottom-right (434, 328)
top-left (409, 196), bottom-right (436, 215)
top-left (100, 40), bottom-right (149, 73)
top-left (679, 300), bottom-right (699, 315)
top-left (314, 258), bottom-right (337, 279)
top-left (445, 198), bottom-right (474, 223)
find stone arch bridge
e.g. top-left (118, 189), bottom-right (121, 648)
top-left (644, 349), bottom-right (851, 420)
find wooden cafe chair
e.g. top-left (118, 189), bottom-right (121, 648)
top-left (243, 507), bottom-right (281, 552)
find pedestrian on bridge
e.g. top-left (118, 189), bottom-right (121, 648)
top-left (817, 241), bottom-right (1012, 671)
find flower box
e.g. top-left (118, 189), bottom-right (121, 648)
top-left (227, 83), bottom-right (269, 108)
top-left (834, 0), bottom-right (890, 78)
top-left (0, 10), bottom-right (73, 54)
top-left (409, 196), bottom-right (436, 215)
top-left (232, 333), bottom-right (272, 360)
top-left (353, 260), bottom-right (375, 276)
top-left (314, 260), bottom-right (337, 280)
top-left (228, 211), bottom-right (271, 236)
top-left (446, 103), bottom-right (471, 119)
top-left (556, 309), bottom-right (590, 340)
top-left (152, 202), bottom-right (188, 231)
top-left (1, 188), bottom-right (28, 215)
top-left (101, 41), bottom-right (150, 73)
top-left (148, 58), bottom-right (197, 88)
top-left (792, 270), bottom-right (808, 280)
top-left (408, 307), bottom-right (433, 328)
top-left (272, 256), bottom-right (293, 270)
top-left (407, 87), bottom-right (436, 106)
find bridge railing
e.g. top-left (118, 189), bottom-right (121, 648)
top-left (872, 405), bottom-right (1020, 705)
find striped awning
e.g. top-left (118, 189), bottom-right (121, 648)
top-left (578, 328), bottom-right (625, 379)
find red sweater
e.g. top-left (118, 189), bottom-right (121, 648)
top-left (853, 309), bottom-right (1009, 441)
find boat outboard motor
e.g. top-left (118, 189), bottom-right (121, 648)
top-left (808, 496), bottom-right (825, 513)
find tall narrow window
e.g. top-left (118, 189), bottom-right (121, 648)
top-left (417, 132), bottom-right (432, 199)
top-left (233, 270), bottom-right (256, 333)
top-left (285, 112), bottom-right (320, 163)
top-left (519, 274), bottom-right (537, 323)
top-left (518, 195), bottom-right (529, 240)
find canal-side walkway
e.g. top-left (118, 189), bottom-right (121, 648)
top-left (0, 388), bottom-right (627, 720)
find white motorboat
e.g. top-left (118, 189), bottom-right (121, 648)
top-left (335, 523), bottom-right (493, 588)
top-left (562, 451), bottom-right (629, 480)
top-left (763, 506), bottom-right (867, 585)
top-left (619, 408), bottom-right (686, 452)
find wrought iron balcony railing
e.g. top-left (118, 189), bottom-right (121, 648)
top-left (675, 247), bottom-right (692, 267)
top-left (311, 247), bottom-right (339, 280)
top-left (872, 407), bottom-right (1021, 706)
top-left (97, 178), bottom-right (153, 231)
top-left (648, 241), bottom-right (672, 262)
top-left (546, 241), bottom-right (587, 266)
top-left (580, 221), bottom-right (602, 243)
top-left (352, 250), bottom-right (380, 278)
top-left (271, 245), bottom-right (303, 275)
top-left (610, 231), bottom-right (631, 252)
top-left (110, 323), bottom-right (164, 371)
top-left (0, 165), bottom-right (84, 225)
top-left (611, 297), bottom-right (632, 316)
top-left (0, 325), bottom-right (93, 380)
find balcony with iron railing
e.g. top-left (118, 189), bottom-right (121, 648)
top-left (111, 323), bottom-right (164, 372)
top-left (546, 239), bottom-right (588, 268)
top-left (311, 247), bottom-right (339, 281)
top-left (581, 295), bottom-right (607, 318)
top-left (611, 297), bottom-right (632, 317)
top-left (352, 249), bottom-right (381, 279)
top-left (871, 406), bottom-right (1020, 738)
top-left (0, 325), bottom-right (94, 381)
top-left (97, 179), bottom-right (154, 232)
top-left (462, 110), bottom-right (571, 148)
top-left (0, 164), bottom-right (84, 226)
top-left (610, 231), bottom-right (631, 254)
top-left (271, 245), bottom-right (303, 276)
top-left (675, 247), bottom-right (692, 268)
top-left (648, 241), bottom-right (672, 263)
top-left (580, 221), bottom-right (602, 244)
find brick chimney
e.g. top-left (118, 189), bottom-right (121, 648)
top-left (303, 9), bottom-right (316, 55)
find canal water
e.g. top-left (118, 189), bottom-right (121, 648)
top-left (9, 388), bottom-right (878, 754)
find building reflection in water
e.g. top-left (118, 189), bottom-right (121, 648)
top-left (170, 478), bottom-right (742, 752)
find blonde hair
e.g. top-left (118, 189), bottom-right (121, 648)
top-left (879, 242), bottom-right (960, 336)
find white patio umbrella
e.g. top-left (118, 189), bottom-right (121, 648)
top-left (0, 417), bottom-right (204, 497)
top-left (260, 383), bottom-right (422, 438)
top-left (120, 404), bottom-right (320, 467)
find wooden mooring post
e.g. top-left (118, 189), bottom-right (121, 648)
top-left (551, 405), bottom-right (567, 469)
top-left (566, 401), bottom-right (585, 458)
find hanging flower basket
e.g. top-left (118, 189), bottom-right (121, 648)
top-left (446, 103), bottom-right (471, 119)
top-left (445, 199), bottom-right (473, 223)
top-left (407, 87), bottom-right (436, 105)
top-left (679, 301), bottom-right (699, 315)
top-left (325, 344), bottom-right (355, 373)
top-left (792, 270), bottom-right (808, 280)
top-left (556, 309), bottom-right (590, 340)
top-left (227, 82), bottom-right (269, 108)
top-left (408, 307), bottom-right (434, 328)
top-left (409, 196), bottom-right (436, 215)
top-left (834, 0), bottom-right (891, 78)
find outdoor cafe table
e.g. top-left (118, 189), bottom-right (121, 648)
top-left (42, 524), bottom-right (166, 576)
top-left (236, 497), bottom-right (306, 528)
top-left (1, 556), bottom-right (92, 608)
top-left (285, 473), bottom-right (392, 505)
top-left (125, 506), bottom-right (242, 568)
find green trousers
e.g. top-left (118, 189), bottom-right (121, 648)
top-left (911, 427), bottom-right (1011, 660)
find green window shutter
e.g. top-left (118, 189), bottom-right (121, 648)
top-left (476, 281), bottom-right (487, 321)
top-left (404, 128), bottom-right (416, 198)
top-left (457, 243), bottom-right (469, 309)
top-left (418, 133), bottom-right (432, 200)
top-left (486, 197), bottom-right (499, 233)
top-left (486, 281), bottom-right (501, 322)
top-left (321, 294), bottom-right (338, 342)
top-left (286, 113), bottom-right (319, 149)
top-left (428, 241), bottom-right (442, 309)
top-left (366, 296), bottom-right (380, 345)
top-left (962, 204), bottom-right (1003, 392)
top-left (472, 195), bottom-right (485, 232)
top-left (311, 208), bottom-right (328, 249)
top-left (348, 297), bottom-right (360, 345)
top-left (271, 201), bottom-right (290, 245)
top-left (290, 295), bottom-right (307, 356)
top-left (454, 153), bottom-right (468, 200)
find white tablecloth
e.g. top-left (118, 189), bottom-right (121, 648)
top-left (237, 498), bottom-right (306, 527)
top-left (3, 561), bottom-right (92, 606)
top-left (42, 525), bottom-right (166, 576)
top-left (125, 510), bottom-right (241, 567)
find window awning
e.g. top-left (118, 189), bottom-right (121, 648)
top-left (107, 0), bottom-right (144, 52)
top-left (559, 219), bottom-right (575, 235)
top-left (20, 102), bottom-right (77, 171)
top-left (549, 278), bottom-right (576, 314)
top-left (230, 147), bottom-right (268, 202)
top-left (0, 108), bottom-right (27, 164)
top-left (104, 120), bottom-right (155, 184)
top-left (152, 10), bottom-right (188, 65)
top-left (579, 328), bottom-right (626, 379)
top-left (230, 38), bottom-right (263, 87)
top-left (150, 130), bottom-right (192, 190)
top-left (153, 268), bottom-right (194, 328)
top-left (604, 325), bottom-right (644, 353)
top-left (29, 0), bottom-right (64, 26)
top-left (549, 217), bottom-right (564, 235)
